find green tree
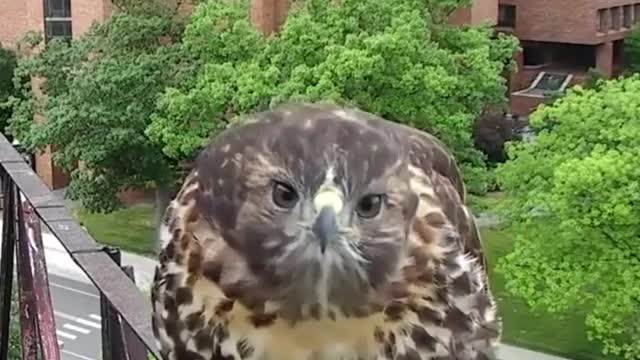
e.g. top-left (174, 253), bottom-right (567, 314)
top-left (625, 25), bottom-right (640, 75)
top-left (496, 76), bottom-right (640, 359)
top-left (7, 11), bottom-right (190, 237)
top-left (0, 43), bottom-right (17, 137)
top-left (146, 0), bottom-right (518, 194)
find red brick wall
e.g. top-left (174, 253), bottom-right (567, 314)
top-left (72, 0), bottom-right (113, 38)
top-left (472, 0), bottom-right (498, 25)
top-left (509, 94), bottom-right (545, 117)
top-left (0, 0), bottom-right (44, 49)
top-left (450, 0), bottom-right (498, 26)
top-left (500, 0), bottom-right (635, 45)
top-left (596, 41), bottom-right (614, 77)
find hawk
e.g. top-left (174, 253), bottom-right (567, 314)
top-left (151, 103), bottom-right (501, 360)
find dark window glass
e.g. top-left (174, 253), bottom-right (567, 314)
top-left (45, 20), bottom-right (72, 42)
top-left (623, 5), bottom-right (632, 28)
top-left (45, 0), bottom-right (71, 18)
top-left (597, 9), bottom-right (608, 32)
top-left (498, 5), bottom-right (516, 28)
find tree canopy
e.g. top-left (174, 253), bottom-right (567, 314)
top-left (7, 12), bottom-right (187, 213)
top-left (146, 0), bottom-right (518, 194)
top-left (496, 76), bottom-right (640, 359)
top-left (7, 0), bottom-right (517, 213)
top-left (625, 25), bottom-right (640, 75)
top-left (0, 44), bottom-right (17, 137)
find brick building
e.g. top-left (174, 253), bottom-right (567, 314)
top-left (498, 0), bottom-right (638, 115)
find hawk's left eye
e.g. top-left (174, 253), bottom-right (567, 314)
top-left (272, 181), bottom-right (299, 209)
top-left (356, 194), bottom-right (384, 219)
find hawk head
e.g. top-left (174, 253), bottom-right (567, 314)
top-left (193, 103), bottom-right (419, 320)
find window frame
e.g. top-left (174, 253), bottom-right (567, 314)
top-left (43, 0), bottom-right (72, 42)
top-left (497, 4), bottom-right (517, 28)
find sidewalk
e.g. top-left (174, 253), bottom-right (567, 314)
top-left (0, 217), bottom-right (157, 292)
top-left (496, 344), bottom-right (572, 360)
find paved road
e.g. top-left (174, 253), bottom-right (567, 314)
top-left (49, 273), bottom-right (102, 360)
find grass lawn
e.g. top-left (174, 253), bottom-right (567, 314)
top-left (72, 204), bottom-right (157, 256)
top-left (482, 227), bottom-right (611, 360)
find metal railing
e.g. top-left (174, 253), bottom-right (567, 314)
top-left (0, 132), bottom-right (161, 360)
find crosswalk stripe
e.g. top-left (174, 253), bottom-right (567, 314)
top-left (89, 314), bottom-right (102, 321)
top-left (63, 323), bottom-right (91, 335)
top-left (55, 311), bottom-right (101, 329)
top-left (56, 330), bottom-right (77, 340)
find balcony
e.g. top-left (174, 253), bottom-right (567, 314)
top-left (0, 132), bottom-right (161, 359)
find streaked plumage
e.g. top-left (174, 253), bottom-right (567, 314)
top-left (151, 103), bottom-right (500, 360)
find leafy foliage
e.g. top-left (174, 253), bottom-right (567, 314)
top-left (7, 14), bottom-right (186, 213)
top-left (472, 106), bottom-right (520, 164)
top-left (496, 76), bottom-right (640, 359)
top-left (625, 25), bottom-right (640, 75)
top-left (583, 67), bottom-right (606, 91)
top-left (0, 44), bottom-right (17, 137)
top-left (147, 0), bottom-right (518, 194)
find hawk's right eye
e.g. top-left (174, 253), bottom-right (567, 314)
top-left (272, 181), bottom-right (299, 209)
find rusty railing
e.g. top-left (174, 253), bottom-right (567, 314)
top-left (0, 132), bottom-right (161, 360)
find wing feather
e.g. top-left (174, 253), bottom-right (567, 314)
top-left (395, 124), bottom-right (488, 273)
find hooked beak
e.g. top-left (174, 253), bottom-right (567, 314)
top-left (311, 188), bottom-right (343, 254)
top-left (312, 207), bottom-right (338, 253)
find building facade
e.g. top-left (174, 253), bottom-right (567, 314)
top-left (450, 0), bottom-right (499, 26)
top-left (498, 0), bottom-right (638, 115)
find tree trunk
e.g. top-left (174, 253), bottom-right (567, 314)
top-left (154, 184), bottom-right (172, 253)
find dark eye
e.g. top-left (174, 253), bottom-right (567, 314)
top-left (356, 194), bottom-right (384, 219)
top-left (272, 182), bottom-right (299, 209)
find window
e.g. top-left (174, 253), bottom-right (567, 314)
top-left (498, 4), bottom-right (516, 28)
top-left (45, 0), bottom-right (71, 18)
top-left (44, 0), bottom-right (72, 42)
top-left (597, 9), bottom-right (608, 32)
top-left (635, 4), bottom-right (640, 24)
top-left (610, 7), bottom-right (621, 30)
top-left (623, 5), bottom-right (632, 28)
top-left (515, 72), bottom-right (573, 98)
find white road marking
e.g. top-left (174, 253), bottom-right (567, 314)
top-left (55, 311), bottom-right (101, 329)
top-left (89, 314), bottom-right (101, 321)
top-left (50, 282), bottom-right (100, 299)
top-left (76, 318), bottom-right (101, 329)
top-left (62, 349), bottom-right (97, 360)
top-left (63, 323), bottom-right (91, 335)
top-left (56, 330), bottom-right (78, 340)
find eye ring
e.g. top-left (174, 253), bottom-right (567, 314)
top-left (356, 194), bottom-right (384, 219)
top-left (272, 181), bottom-right (299, 209)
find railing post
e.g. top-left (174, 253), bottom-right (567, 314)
top-left (0, 171), bottom-right (16, 359)
top-left (101, 247), bottom-right (121, 360)
top-left (121, 265), bottom-right (148, 360)
top-left (15, 198), bottom-right (60, 360)
top-left (15, 195), bottom-right (39, 359)
top-left (0, 172), bottom-right (16, 359)
top-left (101, 247), bottom-right (148, 360)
